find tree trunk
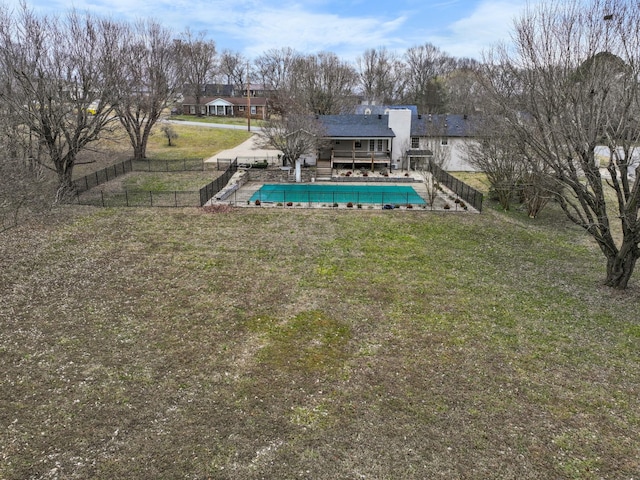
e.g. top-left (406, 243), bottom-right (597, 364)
top-left (56, 167), bottom-right (76, 202)
top-left (132, 142), bottom-right (146, 160)
top-left (605, 247), bottom-right (639, 289)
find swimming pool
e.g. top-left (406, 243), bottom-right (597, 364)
top-left (250, 184), bottom-right (426, 205)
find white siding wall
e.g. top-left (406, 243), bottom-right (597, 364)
top-left (447, 138), bottom-right (478, 171)
top-left (388, 109), bottom-right (413, 166)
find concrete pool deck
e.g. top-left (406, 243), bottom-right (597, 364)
top-left (212, 178), bottom-right (475, 212)
top-left (204, 136), bottom-right (477, 211)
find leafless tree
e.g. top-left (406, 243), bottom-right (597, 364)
top-left (115, 20), bottom-right (181, 160)
top-left (444, 59), bottom-right (483, 115)
top-left (0, 6), bottom-right (123, 199)
top-left (219, 50), bottom-right (248, 94)
top-left (403, 43), bottom-right (455, 114)
top-left (160, 124), bottom-right (178, 146)
top-left (0, 108), bottom-right (50, 229)
top-left (176, 29), bottom-right (217, 116)
top-left (255, 47), bottom-right (298, 92)
top-left (257, 114), bottom-right (329, 166)
top-left (481, 0), bottom-right (640, 288)
top-left (254, 47), bottom-right (300, 115)
top-left (356, 47), bottom-right (404, 105)
top-left (463, 119), bottom-right (525, 211)
top-left (289, 52), bottom-right (358, 115)
top-left (519, 164), bottom-right (559, 219)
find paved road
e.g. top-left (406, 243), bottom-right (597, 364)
top-left (164, 119), bottom-right (262, 132)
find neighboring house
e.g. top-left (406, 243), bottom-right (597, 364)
top-left (316, 108), bottom-right (480, 171)
top-left (180, 96), bottom-right (268, 120)
top-left (183, 83), bottom-right (275, 98)
top-left (203, 84), bottom-right (234, 97)
top-left (240, 83), bottom-right (275, 98)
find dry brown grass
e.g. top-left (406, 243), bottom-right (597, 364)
top-left (1, 207), bottom-right (639, 479)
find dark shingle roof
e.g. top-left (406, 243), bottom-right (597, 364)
top-left (318, 114), bottom-right (395, 138)
top-left (354, 104), bottom-right (419, 116)
top-left (181, 96), bottom-right (267, 106)
top-left (411, 114), bottom-right (479, 137)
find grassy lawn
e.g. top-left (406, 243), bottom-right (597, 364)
top-left (145, 124), bottom-right (252, 161)
top-left (72, 123), bottom-right (252, 179)
top-left (1, 205), bottom-right (638, 479)
top-left (102, 171), bottom-right (217, 193)
top-left (170, 114), bottom-right (267, 127)
top-left (451, 171), bottom-right (490, 193)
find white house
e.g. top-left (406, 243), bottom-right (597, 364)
top-left (316, 110), bottom-right (480, 172)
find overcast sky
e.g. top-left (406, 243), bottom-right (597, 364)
top-left (2, 0), bottom-right (531, 61)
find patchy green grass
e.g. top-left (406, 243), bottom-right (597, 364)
top-left (72, 122), bottom-right (251, 178)
top-left (111, 171), bottom-right (215, 192)
top-left (171, 114), bottom-right (267, 127)
top-left (451, 171), bottom-right (491, 194)
top-left (1, 207), bottom-right (639, 479)
top-left (146, 124), bottom-right (252, 161)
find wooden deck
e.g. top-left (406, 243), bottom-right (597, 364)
top-left (331, 152), bottom-right (391, 171)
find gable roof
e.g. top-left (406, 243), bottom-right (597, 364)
top-left (204, 83), bottom-right (234, 96)
top-left (318, 114), bottom-right (395, 138)
top-left (181, 96), bottom-right (268, 107)
top-left (411, 114), bottom-right (479, 137)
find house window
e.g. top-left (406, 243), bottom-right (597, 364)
top-left (378, 139), bottom-right (384, 151)
top-left (441, 137), bottom-right (449, 146)
top-left (335, 141), bottom-right (340, 145)
top-left (250, 106), bottom-right (257, 114)
top-left (411, 137), bottom-right (419, 149)
top-left (189, 106), bottom-right (195, 115)
top-left (369, 140), bottom-right (375, 151)
top-left (200, 106), bottom-right (206, 115)
top-left (355, 141), bottom-right (362, 148)
top-left (238, 106), bottom-right (245, 112)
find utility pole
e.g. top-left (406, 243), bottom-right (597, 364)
top-left (246, 61), bottom-right (251, 132)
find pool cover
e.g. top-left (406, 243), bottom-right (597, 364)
top-left (250, 184), bottom-right (426, 205)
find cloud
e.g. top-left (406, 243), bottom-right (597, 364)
top-left (210, 4), bottom-right (408, 60)
top-left (5, 0), bottom-right (529, 62)
top-left (436, 0), bottom-right (528, 58)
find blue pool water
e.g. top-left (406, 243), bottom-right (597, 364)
top-left (250, 184), bottom-right (426, 205)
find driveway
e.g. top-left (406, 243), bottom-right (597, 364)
top-left (205, 132), bottom-right (282, 164)
top-left (166, 119), bottom-right (262, 132)
top-left (162, 118), bottom-right (280, 164)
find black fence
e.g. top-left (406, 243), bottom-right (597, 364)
top-left (73, 159), bottom-right (134, 194)
top-left (130, 158), bottom-right (214, 172)
top-left (74, 159), bottom-right (237, 208)
top-left (76, 190), bottom-right (202, 207)
top-left (199, 160), bottom-right (238, 206)
top-left (429, 160), bottom-right (484, 212)
top-left (73, 158), bottom-right (218, 194)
